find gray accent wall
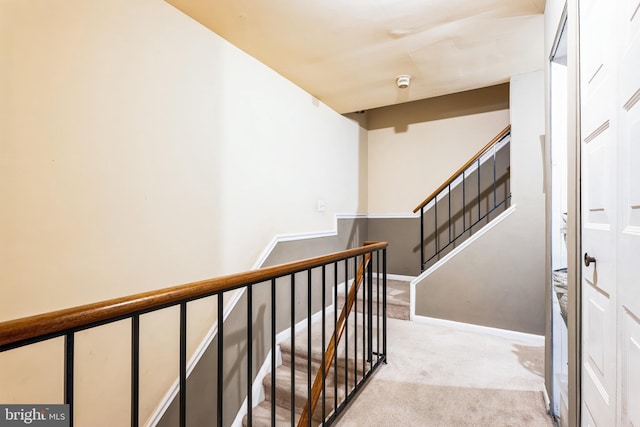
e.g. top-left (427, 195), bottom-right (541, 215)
top-left (414, 71), bottom-right (546, 335)
top-left (417, 141), bottom-right (511, 271)
top-left (414, 207), bottom-right (546, 335)
top-left (367, 217), bottom-right (420, 276)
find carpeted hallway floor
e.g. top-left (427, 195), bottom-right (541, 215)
top-left (334, 318), bottom-right (553, 427)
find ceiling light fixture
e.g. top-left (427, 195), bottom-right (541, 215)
top-left (396, 75), bottom-right (411, 89)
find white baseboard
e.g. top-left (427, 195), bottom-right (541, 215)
top-left (387, 273), bottom-right (417, 282)
top-left (366, 212), bottom-right (420, 219)
top-left (542, 386), bottom-right (551, 414)
top-left (412, 314), bottom-right (545, 346)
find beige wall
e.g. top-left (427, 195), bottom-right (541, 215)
top-left (414, 70), bottom-right (547, 335)
top-left (366, 84), bottom-right (510, 214)
top-left (0, 0), bottom-right (365, 425)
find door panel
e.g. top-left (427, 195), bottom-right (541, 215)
top-left (618, 0), bottom-right (640, 424)
top-left (581, 0), bottom-right (640, 424)
top-left (622, 311), bottom-right (640, 426)
top-left (580, 0), bottom-right (618, 425)
top-left (585, 129), bottom-right (609, 226)
top-left (585, 294), bottom-right (608, 378)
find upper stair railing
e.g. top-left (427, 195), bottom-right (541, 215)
top-left (0, 241), bottom-right (388, 427)
top-left (413, 125), bottom-right (511, 271)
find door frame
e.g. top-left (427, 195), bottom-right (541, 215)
top-left (566, 0), bottom-right (582, 425)
top-left (545, 0), bottom-right (583, 425)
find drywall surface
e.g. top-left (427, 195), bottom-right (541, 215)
top-left (415, 70), bottom-right (546, 335)
top-left (0, 0), bottom-right (365, 425)
top-left (0, 0), bottom-right (365, 319)
top-left (367, 84), bottom-right (510, 214)
top-left (367, 217), bottom-right (420, 276)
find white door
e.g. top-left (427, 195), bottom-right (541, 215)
top-left (580, 0), bottom-right (618, 424)
top-left (580, 0), bottom-right (640, 425)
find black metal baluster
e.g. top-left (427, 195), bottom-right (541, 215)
top-left (376, 251), bottom-right (380, 362)
top-left (217, 295), bottom-right (224, 427)
top-left (271, 279), bottom-right (276, 427)
top-left (247, 285), bottom-right (253, 427)
top-left (307, 269), bottom-right (312, 427)
top-left (131, 315), bottom-right (140, 427)
top-left (382, 249), bottom-right (387, 363)
top-left (434, 198), bottom-right (438, 259)
top-left (290, 273), bottom-right (295, 426)
top-left (477, 158), bottom-right (481, 223)
top-left (180, 302), bottom-right (187, 427)
top-left (362, 252), bottom-right (371, 379)
top-left (333, 262), bottom-right (338, 413)
top-left (367, 252), bottom-right (373, 369)
top-left (321, 265), bottom-right (327, 425)
top-left (493, 144), bottom-right (497, 209)
top-left (420, 207), bottom-right (424, 271)
top-left (64, 332), bottom-right (74, 427)
top-left (354, 255), bottom-right (358, 389)
top-left (344, 259), bottom-right (348, 395)
top-left (462, 169), bottom-right (466, 237)
top-left (448, 183), bottom-right (452, 245)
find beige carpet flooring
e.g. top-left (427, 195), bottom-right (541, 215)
top-left (334, 318), bottom-right (553, 427)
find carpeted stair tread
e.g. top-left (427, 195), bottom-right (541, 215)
top-left (279, 313), bottom-right (378, 377)
top-left (263, 366), bottom-right (346, 422)
top-left (337, 279), bottom-right (410, 320)
top-left (243, 279), bottom-right (404, 426)
top-left (242, 401), bottom-right (297, 427)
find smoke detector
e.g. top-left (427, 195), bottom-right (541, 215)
top-left (396, 75), bottom-right (411, 89)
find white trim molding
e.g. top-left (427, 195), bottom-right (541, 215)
top-left (412, 314), bottom-right (545, 346)
top-left (252, 213), bottom-right (367, 269)
top-left (366, 212), bottom-right (420, 219)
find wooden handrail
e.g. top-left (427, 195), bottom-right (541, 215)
top-left (0, 242), bottom-right (388, 348)
top-left (297, 252), bottom-right (371, 427)
top-left (412, 124), bottom-right (511, 213)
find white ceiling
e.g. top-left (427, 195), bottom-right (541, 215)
top-left (167, 0), bottom-right (546, 114)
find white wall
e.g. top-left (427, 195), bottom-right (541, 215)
top-left (414, 70), bottom-right (547, 335)
top-left (0, 0), bottom-right (365, 424)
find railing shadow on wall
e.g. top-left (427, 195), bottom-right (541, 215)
top-left (413, 126), bottom-right (511, 271)
top-left (0, 242), bottom-right (388, 427)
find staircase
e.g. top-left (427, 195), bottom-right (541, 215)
top-left (337, 279), bottom-right (410, 321)
top-left (244, 279), bottom-right (410, 426)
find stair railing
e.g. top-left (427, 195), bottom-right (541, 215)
top-left (413, 125), bottom-right (511, 271)
top-left (298, 245), bottom-right (373, 427)
top-left (0, 241), bottom-right (388, 427)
